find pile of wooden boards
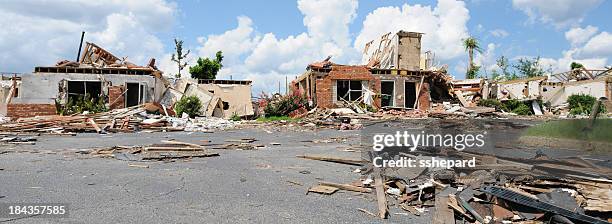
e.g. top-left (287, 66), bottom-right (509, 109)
top-left (298, 151), bottom-right (612, 223)
top-left (90, 140), bottom-right (219, 161)
top-left (0, 106), bottom-right (174, 134)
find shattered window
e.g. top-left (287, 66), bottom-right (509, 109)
top-left (67, 81), bottom-right (102, 102)
top-left (337, 80), bottom-right (363, 102)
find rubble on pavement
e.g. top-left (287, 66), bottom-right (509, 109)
top-left (299, 146), bottom-right (612, 223)
top-left (86, 140), bottom-right (219, 161)
top-left (0, 104), bottom-right (238, 136)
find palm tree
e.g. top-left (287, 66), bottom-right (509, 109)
top-left (463, 37), bottom-right (483, 79)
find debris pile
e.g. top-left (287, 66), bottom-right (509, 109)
top-left (168, 116), bottom-right (236, 132)
top-left (55, 42), bottom-right (159, 72)
top-left (0, 103), bottom-right (239, 135)
top-left (0, 106), bottom-right (161, 134)
top-left (88, 140), bottom-right (219, 161)
top-left (299, 150), bottom-right (612, 223)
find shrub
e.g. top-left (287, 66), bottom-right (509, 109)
top-left (567, 94), bottom-right (606, 115)
top-left (56, 94), bottom-right (107, 115)
top-left (477, 99), bottom-right (505, 111)
top-left (175, 96), bottom-right (202, 118)
top-left (503, 99), bottom-right (522, 112)
top-left (511, 104), bottom-right (533, 115)
top-left (261, 86), bottom-right (310, 117)
top-left (485, 99), bottom-right (534, 115)
top-left (230, 112), bottom-right (241, 121)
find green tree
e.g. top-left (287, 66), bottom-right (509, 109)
top-left (463, 37), bottom-right (483, 79)
top-left (466, 65), bottom-right (481, 80)
top-left (189, 51), bottom-right (224, 80)
top-left (171, 38), bottom-right (190, 78)
top-left (513, 57), bottom-right (546, 78)
top-left (570, 62), bottom-right (584, 70)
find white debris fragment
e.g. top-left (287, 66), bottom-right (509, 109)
top-left (362, 178), bottom-right (374, 186)
top-left (167, 116), bottom-right (236, 132)
top-left (386, 187), bottom-right (401, 196)
top-left (0, 116), bottom-right (10, 124)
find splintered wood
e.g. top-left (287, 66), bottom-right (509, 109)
top-left (374, 173), bottom-right (388, 219)
top-left (308, 185), bottom-right (338, 195)
top-left (0, 105), bottom-right (173, 134)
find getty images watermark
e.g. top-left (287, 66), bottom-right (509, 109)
top-left (365, 127), bottom-right (488, 169)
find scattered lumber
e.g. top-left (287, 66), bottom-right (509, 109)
top-left (318, 181), bottom-right (372, 193)
top-left (296, 154), bottom-right (365, 166)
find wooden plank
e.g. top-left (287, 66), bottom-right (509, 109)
top-left (296, 154), bottom-right (365, 166)
top-left (318, 181), bottom-right (372, 193)
top-left (432, 194), bottom-right (454, 224)
top-left (374, 173), bottom-right (388, 219)
top-left (160, 140), bottom-right (205, 149)
top-left (413, 75), bottom-right (425, 109)
top-left (357, 208), bottom-right (377, 217)
top-left (144, 146), bottom-right (203, 151)
top-left (454, 90), bottom-right (470, 107)
top-left (307, 185), bottom-right (338, 195)
top-left (448, 194), bottom-right (470, 219)
top-left (128, 164), bottom-right (149, 168)
top-left (88, 118), bottom-right (102, 133)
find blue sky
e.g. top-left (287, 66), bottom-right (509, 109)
top-left (1, 0), bottom-right (611, 93)
top-left (161, 0), bottom-right (611, 84)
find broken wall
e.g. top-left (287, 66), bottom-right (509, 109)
top-left (397, 31), bottom-right (422, 70)
top-left (496, 77), bottom-right (547, 100)
top-left (183, 84), bottom-right (224, 118)
top-left (377, 74), bottom-right (422, 108)
top-left (15, 73), bottom-right (161, 105)
top-left (7, 73), bottom-right (163, 118)
top-left (315, 65), bottom-right (381, 109)
top-left (197, 83), bottom-right (254, 118)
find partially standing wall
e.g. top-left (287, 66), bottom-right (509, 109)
top-left (7, 72), bottom-right (162, 118)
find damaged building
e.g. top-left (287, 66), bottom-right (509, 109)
top-left (483, 68), bottom-right (612, 111)
top-left (166, 79), bottom-right (254, 119)
top-left (1, 42), bottom-right (166, 119)
top-left (294, 31), bottom-right (453, 111)
top-left (0, 39), bottom-right (256, 120)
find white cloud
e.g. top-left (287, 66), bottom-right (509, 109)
top-left (0, 0), bottom-right (176, 72)
top-left (177, 0), bottom-right (474, 92)
top-left (474, 43), bottom-right (499, 72)
top-left (580, 32), bottom-right (612, 58)
top-left (564, 26), bottom-right (598, 47)
top-left (355, 0), bottom-right (470, 62)
top-left (489, 29), bottom-right (509, 38)
top-left (512, 0), bottom-right (603, 28)
top-left (177, 0), bottom-right (360, 93)
top-left (540, 30), bottom-right (610, 73)
top-left (539, 49), bottom-right (607, 73)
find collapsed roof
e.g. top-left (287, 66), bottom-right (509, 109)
top-left (36, 42), bottom-right (160, 76)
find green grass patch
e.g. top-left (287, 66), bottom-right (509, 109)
top-left (256, 116), bottom-right (299, 122)
top-left (522, 119), bottom-right (612, 143)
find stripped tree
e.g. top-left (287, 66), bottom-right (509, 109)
top-left (171, 38), bottom-right (190, 78)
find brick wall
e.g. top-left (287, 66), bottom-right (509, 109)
top-left (108, 85), bottom-right (125, 110)
top-left (315, 65), bottom-right (381, 109)
top-left (417, 82), bottom-right (431, 110)
top-left (7, 104), bottom-right (57, 118)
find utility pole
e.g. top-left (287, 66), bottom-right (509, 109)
top-left (285, 75), bottom-right (288, 95)
top-left (76, 31), bottom-right (85, 62)
top-left (278, 81), bottom-right (281, 95)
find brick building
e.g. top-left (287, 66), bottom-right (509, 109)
top-left (294, 31), bottom-right (453, 111)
